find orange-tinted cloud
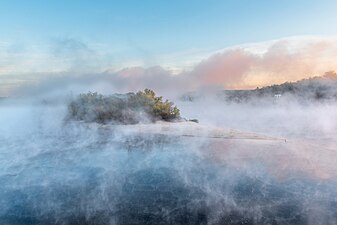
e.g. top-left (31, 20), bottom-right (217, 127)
top-left (190, 49), bottom-right (256, 89)
top-left (5, 36), bottom-right (337, 97)
top-left (189, 37), bottom-right (337, 89)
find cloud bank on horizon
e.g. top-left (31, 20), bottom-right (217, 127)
top-left (1, 36), bottom-right (337, 97)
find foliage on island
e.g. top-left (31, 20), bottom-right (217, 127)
top-left (68, 89), bottom-right (181, 124)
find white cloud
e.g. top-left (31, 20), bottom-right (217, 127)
top-left (2, 35), bottom-right (337, 96)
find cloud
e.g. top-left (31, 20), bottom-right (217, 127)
top-left (0, 38), bottom-right (115, 75)
top-left (110, 37), bottom-right (337, 92)
top-left (185, 36), bottom-right (337, 89)
top-left (3, 36), bottom-right (337, 97)
top-left (50, 38), bottom-right (103, 72)
top-left (243, 39), bottom-right (337, 87)
top-left (189, 49), bottom-right (256, 89)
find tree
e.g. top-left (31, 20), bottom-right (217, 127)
top-left (68, 89), bottom-right (181, 124)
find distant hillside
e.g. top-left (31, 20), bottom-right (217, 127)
top-left (181, 71), bottom-right (337, 103)
top-left (246, 71), bottom-right (337, 102)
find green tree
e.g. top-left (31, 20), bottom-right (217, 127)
top-left (68, 89), bottom-right (181, 124)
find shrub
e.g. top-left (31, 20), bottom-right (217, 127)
top-left (68, 89), bottom-right (180, 124)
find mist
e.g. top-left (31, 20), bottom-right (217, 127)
top-left (4, 36), bottom-right (337, 99)
top-left (1, 78), bottom-right (337, 225)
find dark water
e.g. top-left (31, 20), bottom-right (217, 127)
top-left (1, 130), bottom-right (337, 225)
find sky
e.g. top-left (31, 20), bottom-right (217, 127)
top-left (1, 0), bottom-right (337, 96)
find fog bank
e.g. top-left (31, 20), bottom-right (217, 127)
top-left (1, 84), bottom-right (337, 224)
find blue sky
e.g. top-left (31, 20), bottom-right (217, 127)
top-left (1, 0), bottom-right (337, 95)
top-left (1, 0), bottom-right (337, 55)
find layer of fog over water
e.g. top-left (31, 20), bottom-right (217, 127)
top-left (1, 86), bottom-right (337, 225)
